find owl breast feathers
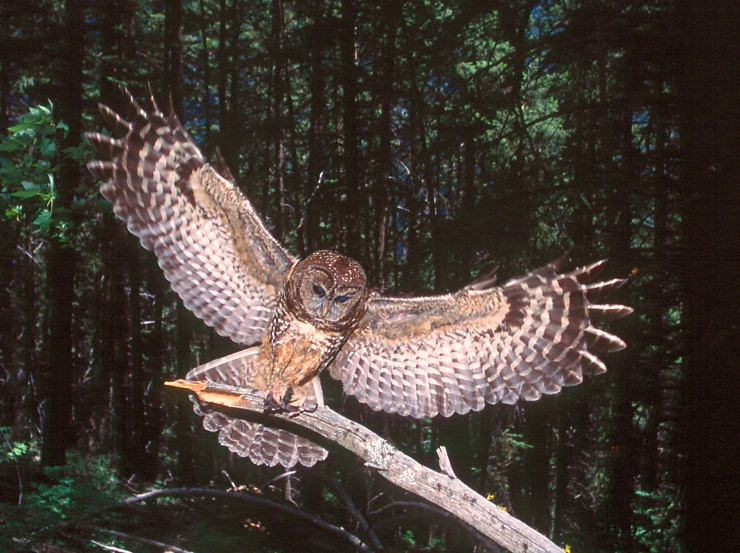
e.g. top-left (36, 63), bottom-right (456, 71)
top-left (86, 90), bottom-right (632, 468)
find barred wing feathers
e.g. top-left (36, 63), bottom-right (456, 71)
top-left (330, 258), bottom-right (631, 418)
top-left (86, 91), bottom-right (295, 346)
top-left (188, 349), bottom-right (328, 468)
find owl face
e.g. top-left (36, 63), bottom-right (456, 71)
top-left (287, 250), bottom-right (368, 330)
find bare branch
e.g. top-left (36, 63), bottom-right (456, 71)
top-left (89, 539), bottom-right (134, 553)
top-left (106, 488), bottom-right (375, 552)
top-left (437, 446), bottom-right (457, 478)
top-left (84, 526), bottom-right (195, 553)
top-left (309, 471), bottom-right (384, 550)
top-left (34, 486), bottom-right (374, 552)
top-left (166, 379), bottom-right (565, 553)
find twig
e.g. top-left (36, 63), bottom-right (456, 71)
top-left (84, 526), bottom-right (195, 553)
top-left (166, 379), bottom-right (565, 553)
top-left (42, 487), bottom-right (374, 553)
top-left (32, 484), bottom-right (374, 552)
top-left (372, 499), bottom-right (465, 519)
top-left (89, 539), bottom-right (133, 553)
top-left (16, 244), bottom-right (42, 267)
top-left (437, 446), bottom-right (457, 478)
top-left (221, 468), bottom-right (238, 490)
top-left (296, 170), bottom-right (326, 232)
top-left (310, 471), bottom-right (384, 550)
top-left (260, 469), bottom-right (297, 492)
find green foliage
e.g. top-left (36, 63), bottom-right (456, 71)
top-left (0, 438), bottom-right (127, 552)
top-left (0, 102), bottom-right (70, 241)
top-left (401, 528), bottom-right (417, 546)
top-left (502, 430), bottom-right (534, 454)
top-left (633, 488), bottom-right (684, 553)
top-left (35, 458), bottom-right (124, 517)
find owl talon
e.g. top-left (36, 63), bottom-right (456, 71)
top-left (264, 386), bottom-right (301, 413)
top-left (264, 391), bottom-right (283, 412)
top-left (281, 388), bottom-right (303, 413)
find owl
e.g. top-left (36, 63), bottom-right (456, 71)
top-left (86, 90), bottom-right (632, 468)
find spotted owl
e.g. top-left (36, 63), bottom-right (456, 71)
top-left (86, 90), bottom-right (632, 468)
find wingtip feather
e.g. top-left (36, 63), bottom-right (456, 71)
top-left (586, 327), bottom-right (627, 352)
top-left (98, 104), bottom-right (132, 134)
top-left (588, 303), bottom-right (633, 321)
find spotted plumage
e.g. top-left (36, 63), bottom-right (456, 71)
top-left (86, 90), bottom-right (632, 468)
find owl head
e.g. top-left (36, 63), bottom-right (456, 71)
top-left (285, 250), bottom-right (368, 330)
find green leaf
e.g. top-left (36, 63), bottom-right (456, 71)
top-left (7, 123), bottom-right (30, 133)
top-left (10, 190), bottom-right (41, 199)
top-left (0, 139), bottom-right (20, 152)
top-left (40, 138), bottom-right (57, 158)
top-left (33, 209), bottom-right (51, 231)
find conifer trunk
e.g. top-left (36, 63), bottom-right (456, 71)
top-left (41, 0), bottom-right (83, 467)
top-left (681, 1), bottom-right (740, 549)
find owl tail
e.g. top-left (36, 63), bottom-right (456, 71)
top-left (186, 348), bottom-right (328, 468)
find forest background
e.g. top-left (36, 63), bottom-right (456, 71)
top-left (0, 0), bottom-right (737, 552)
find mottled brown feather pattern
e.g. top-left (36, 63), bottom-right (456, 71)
top-left (88, 90), bottom-right (632, 469)
top-left (330, 259), bottom-right (630, 418)
top-left (86, 90), bottom-right (294, 347)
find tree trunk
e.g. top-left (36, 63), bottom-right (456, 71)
top-left (127, 239), bottom-right (152, 479)
top-left (0, 14), bottom-right (9, 134)
top-left (164, 0), bottom-right (183, 109)
top-left (163, 0), bottom-right (197, 484)
top-left (514, 400), bottom-right (551, 533)
top-left (374, 0), bottom-right (400, 285)
top-left (270, 0), bottom-right (286, 241)
top-left (340, 0), bottom-right (361, 258)
top-left (41, 0), bottom-right (83, 467)
top-left (302, 0), bottom-right (327, 256)
top-left (681, 1), bottom-right (740, 550)
top-left (216, 0), bottom-right (241, 177)
top-left (198, 0), bottom-right (212, 150)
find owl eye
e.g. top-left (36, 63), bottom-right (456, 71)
top-left (335, 295), bottom-right (349, 303)
top-left (313, 284), bottom-right (326, 297)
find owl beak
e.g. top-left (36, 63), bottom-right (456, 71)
top-left (319, 303), bottom-right (330, 319)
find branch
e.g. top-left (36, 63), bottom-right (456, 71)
top-left (370, 499), bottom-right (501, 551)
top-left (82, 526), bottom-right (195, 553)
top-left (166, 379), bottom-right (565, 553)
top-left (37, 488), bottom-right (374, 553)
top-left (308, 471), bottom-right (384, 550)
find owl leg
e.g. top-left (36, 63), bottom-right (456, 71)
top-left (264, 383), bottom-right (302, 413)
top-left (280, 387), bottom-right (302, 413)
top-left (264, 380), bottom-right (319, 413)
top-left (264, 383), bottom-right (294, 412)
top-left (289, 378), bottom-right (323, 412)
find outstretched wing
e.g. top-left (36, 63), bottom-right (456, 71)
top-left (188, 348), bottom-right (328, 468)
top-left (86, 90), bottom-right (294, 345)
top-left (329, 258), bottom-right (632, 418)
